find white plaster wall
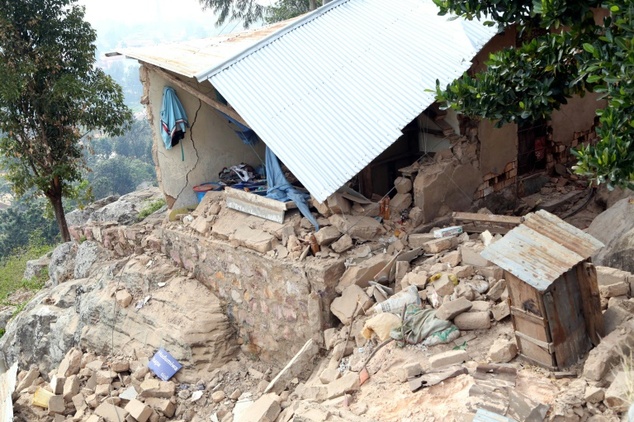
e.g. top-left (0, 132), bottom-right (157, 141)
top-left (551, 92), bottom-right (605, 146)
top-left (146, 69), bottom-right (265, 209)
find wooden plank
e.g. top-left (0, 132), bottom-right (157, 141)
top-left (148, 65), bottom-right (250, 128)
top-left (225, 196), bottom-right (285, 223)
top-left (576, 262), bottom-right (604, 346)
top-left (511, 306), bottom-right (548, 327)
top-left (452, 212), bottom-right (524, 225)
top-left (543, 276), bottom-right (591, 369)
top-left (515, 331), bottom-right (554, 354)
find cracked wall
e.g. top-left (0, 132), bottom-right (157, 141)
top-left (144, 66), bottom-right (265, 209)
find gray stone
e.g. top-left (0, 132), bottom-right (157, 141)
top-left (330, 285), bottom-right (373, 325)
top-left (314, 226), bottom-right (342, 246)
top-left (331, 234), bottom-right (354, 253)
top-left (49, 242), bottom-right (77, 286)
top-left (429, 350), bottom-right (469, 369)
top-left (326, 372), bottom-right (360, 399)
top-left (460, 243), bottom-right (490, 267)
top-left (329, 214), bottom-right (385, 242)
top-left (583, 319), bottom-right (634, 381)
top-left (23, 255), bottom-right (51, 281)
top-left (491, 301), bottom-right (510, 321)
top-left (436, 297), bottom-right (473, 321)
top-left (454, 312), bottom-right (491, 330)
top-left (487, 279), bottom-right (507, 302)
top-left (507, 390), bottom-right (549, 422)
top-left (588, 198), bottom-right (634, 273)
top-left (74, 241), bottom-right (110, 279)
top-left (488, 338), bottom-right (518, 363)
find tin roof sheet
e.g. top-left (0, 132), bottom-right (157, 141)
top-left (481, 210), bottom-right (604, 291)
top-left (115, 17), bottom-right (302, 78)
top-left (199, 0), bottom-right (498, 202)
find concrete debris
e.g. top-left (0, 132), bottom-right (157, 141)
top-left (487, 337), bottom-right (518, 363)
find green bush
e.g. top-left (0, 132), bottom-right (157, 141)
top-left (0, 238), bottom-right (54, 306)
top-left (138, 198), bottom-right (166, 221)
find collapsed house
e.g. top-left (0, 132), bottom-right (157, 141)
top-left (104, 0), bottom-right (607, 365)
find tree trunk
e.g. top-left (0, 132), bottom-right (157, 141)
top-left (48, 187), bottom-right (70, 243)
top-left (309, 0), bottom-right (316, 10)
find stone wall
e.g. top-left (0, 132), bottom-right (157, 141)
top-left (161, 229), bottom-right (344, 366)
top-left (69, 220), bottom-right (345, 366)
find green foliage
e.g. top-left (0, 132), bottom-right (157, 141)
top-left (0, 199), bottom-right (59, 260)
top-left (138, 198), bottom-right (167, 221)
top-left (0, 0), bottom-right (132, 241)
top-left (199, 0), bottom-right (316, 28)
top-left (434, 0), bottom-right (633, 189)
top-left (0, 238), bottom-right (53, 310)
top-left (88, 157), bottom-right (156, 199)
top-left (265, 0), bottom-right (311, 24)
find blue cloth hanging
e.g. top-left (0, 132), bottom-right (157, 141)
top-left (215, 110), bottom-right (259, 146)
top-left (265, 146), bottom-right (319, 231)
top-left (160, 87), bottom-right (189, 151)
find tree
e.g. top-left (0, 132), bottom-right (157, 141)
top-left (0, 0), bottom-right (132, 242)
top-left (433, 0), bottom-right (634, 190)
top-left (200, 0), bottom-right (318, 28)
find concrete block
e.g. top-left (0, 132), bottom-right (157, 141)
top-left (396, 362), bottom-right (423, 383)
top-left (470, 300), bottom-right (492, 313)
top-left (330, 284), bottom-right (373, 325)
top-left (319, 367), bottom-right (341, 384)
top-left (432, 273), bottom-right (456, 296)
top-left (95, 383), bottom-right (110, 397)
top-left (331, 234), bottom-right (353, 253)
top-left (460, 244), bottom-right (490, 267)
top-left (47, 395), bottom-right (65, 415)
top-left (428, 350), bottom-right (469, 369)
top-left (491, 301), bottom-right (510, 321)
top-left (326, 372), bottom-right (360, 399)
top-left (314, 226), bottom-right (341, 246)
top-left (440, 250), bottom-right (461, 267)
top-left (390, 193), bottom-right (412, 216)
top-left (488, 338), bottom-right (518, 363)
top-left (424, 237), bottom-right (458, 254)
top-left (583, 319), bottom-right (634, 381)
top-left (139, 380), bottom-right (175, 399)
top-left (50, 375), bottom-right (65, 395)
top-left (327, 193), bottom-right (351, 215)
top-left (407, 233), bottom-right (435, 249)
top-left (125, 399), bottom-right (153, 422)
top-left (63, 375), bottom-right (80, 400)
top-left (487, 279), bottom-right (507, 302)
top-left (454, 312), bottom-right (491, 330)
top-left (144, 398), bottom-right (175, 418)
top-left (584, 385), bottom-right (604, 404)
top-left (94, 402), bottom-right (129, 422)
top-left (599, 281), bottom-right (629, 299)
top-left (394, 177), bottom-right (412, 194)
top-left (436, 297), bottom-right (473, 321)
top-left (336, 254), bottom-right (392, 293)
top-left (235, 393), bottom-right (281, 422)
top-left (478, 266), bottom-right (504, 280)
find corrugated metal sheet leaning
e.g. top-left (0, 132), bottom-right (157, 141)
top-left (197, 0), bottom-right (498, 202)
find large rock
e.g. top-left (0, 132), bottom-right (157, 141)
top-left (0, 254), bottom-right (237, 381)
top-left (23, 255), bottom-right (51, 281)
top-left (588, 197), bottom-right (634, 273)
top-left (65, 195), bottom-right (119, 226)
top-left (89, 187), bottom-right (163, 225)
top-left (74, 241), bottom-right (112, 279)
top-left (48, 242), bottom-right (77, 286)
top-left (413, 161), bottom-right (481, 223)
top-left (328, 214), bottom-right (385, 241)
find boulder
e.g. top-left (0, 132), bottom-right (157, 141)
top-left (588, 198), bottom-right (634, 273)
top-left (74, 241), bottom-right (112, 279)
top-left (48, 242), bottom-right (77, 286)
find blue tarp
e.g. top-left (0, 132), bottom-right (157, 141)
top-left (265, 147), bottom-right (319, 231)
top-left (160, 87), bottom-right (188, 150)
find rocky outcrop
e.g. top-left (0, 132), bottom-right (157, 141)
top-left (588, 197), bottom-right (634, 273)
top-left (1, 249), bottom-right (237, 383)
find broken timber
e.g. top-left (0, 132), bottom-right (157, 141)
top-left (452, 212), bottom-right (524, 235)
top-left (225, 187), bottom-right (296, 223)
top-left (408, 365), bottom-right (467, 392)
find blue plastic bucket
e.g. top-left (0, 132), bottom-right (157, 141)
top-left (193, 183), bottom-right (221, 203)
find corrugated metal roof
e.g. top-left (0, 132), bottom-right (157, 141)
top-left (115, 17), bottom-right (302, 78)
top-left (481, 210), bottom-right (604, 292)
top-left (197, 0), bottom-right (499, 202)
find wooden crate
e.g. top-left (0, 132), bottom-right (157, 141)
top-left (506, 261), bottom-right (602, 369)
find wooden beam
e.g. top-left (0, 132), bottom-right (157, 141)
top-left (452, 212), bottom-right (524, 225)
top-left (514, 331), bottom-right (554, 354)
top-left (147, 65), bottom-right (251, 128)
